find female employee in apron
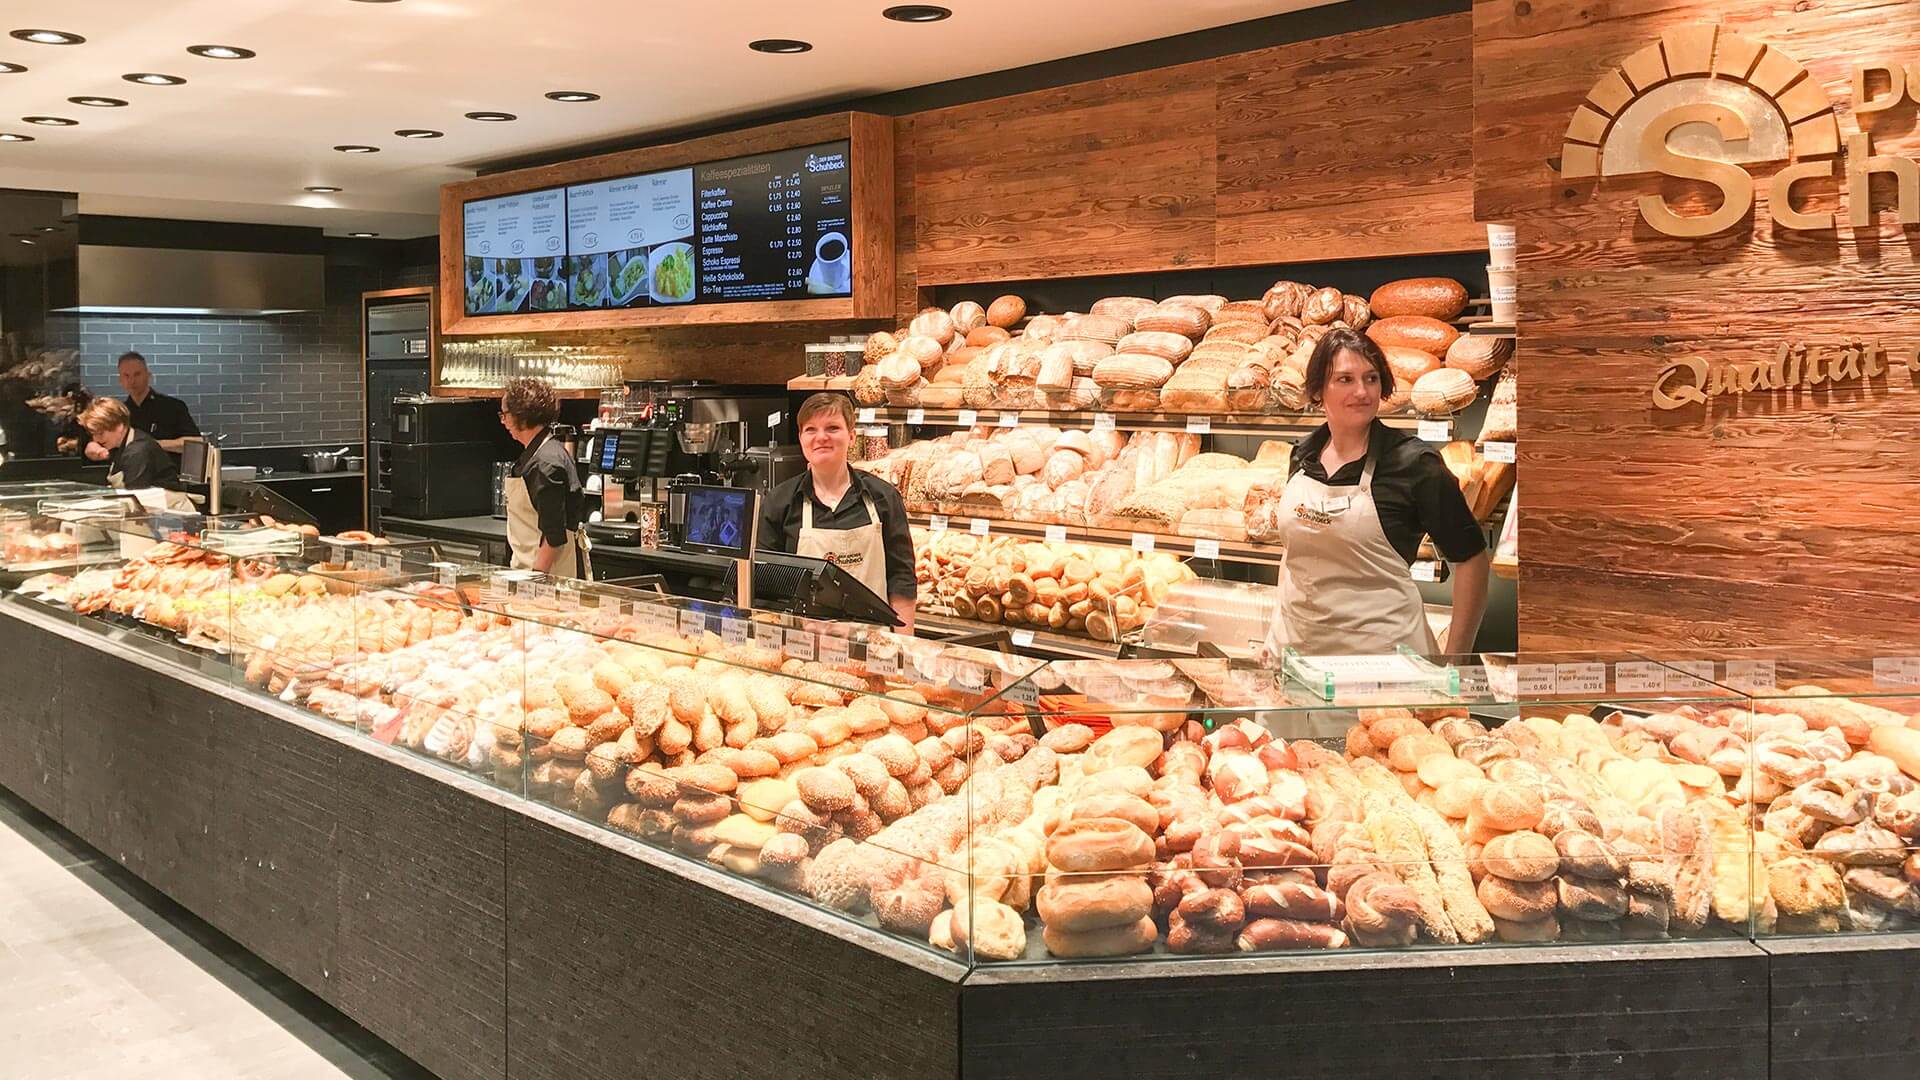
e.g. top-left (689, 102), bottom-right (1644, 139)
top-left (498, 377), bottom-right (590, 578)
top-left (78, 397), bottom-right (195, 512)
top-left (1264, 328), bottom-right (1489, 657)
top-left (758, 392), bottom-right (917, 631)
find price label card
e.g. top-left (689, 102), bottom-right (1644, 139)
top-left (1418, 419), bottom-right (1452, 442)
top-left (767, 411), bottom-right (782, 430)
top-left (1666, 660), bottom-right (1717, 692)
top-left (1724, 659), bottom-right (1778, 692)
top-left (721, 617), bottom-right (749, 645)
top-left (1410, 561), bottom-right (1440, 582)
top-left (754, 621), bottom-right (783, 650)
top-left (957, 409), bottom-right (979, 427)
top-left (857, 407), bottom-right (877, 424)
top-left (906, 408), bottom-right (926, 425)
top-left (1555, 662), bottom-right (1608, 696)
top-left (866, 647), bottom-right (899, 676)
top-left (1002, 682), bottom-right (1040, 707)
top-left (1092, 413), bottom-right (1116, 431)
top-left (678, 610), bottom-right (705, 637)
top-left (1614, 661), bottom-right (1665, 694)
top-left (970, 518), bottom-right (991, 537)
top-left (533, 581), bottom-right (557, 602)
top-left (1872, 656), bottom-right (1920, 687)
top-left (998, 411), bottom-right (1020, 428)
top-left (818, 633), bottom-right (851, 665)
top-left (784, 627), bottom-right (816, 661)
top-left (1456, 664), bottom-right (1491, 696)
top-left (432, 562), bottom-right (458, 587)
top-left (1186, 416), bottom-right (1211, 434)
top-left (928, 514), bottom-right (949, 533)
top-left (555, 581), bottom-right (581, 606)
top-left (1010, 628), bottom-right (1035, 648)
top-left (1192, 538), bottom-right (1222, 560)
top-left (949, 663), bottom-right (985, 691)
top-left (1515, 664), bottom-right (1557, 697)
top-left (1484, 441), bottom-right (1517, 463)
top-left (1131, 532), bottom-right (1156, 554)
top-left (1044, 524), bottom-right (1068, 544)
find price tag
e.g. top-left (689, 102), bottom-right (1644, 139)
top-left (1418, 419), bottom-right (1452, 442)
top-left (866, 647), bottom-right (899, 676)
top-left (648, 604), bottom-right (678, 632)
top-left (1555, 662), bottom-right (1608, 696)
top-left (1192, 538), bottom-right (1222, 560)
top-left (949, 663), bottom-right (985, 691)
top-left (767, 410), bottom-right (782, 430)
top-left (721, 617), bottom-right (749, 645)
top-left (1724, 659), bottom-right (1778, 693)
top-left (784, 627), bottom-right (816, 661)
top-left (532, 581), bottom-right (556, 602)
top-left (432, 561), bottom-right (458, 587)
top-left (678, 610), bottom-right (705, 637)
top-left (998, 411), bottom-right (1020, 428)
top-left (577, 590), bottom-right (601, 609)
top-left (1666, 660), bottom-right (1717, 692)
top-left (818, 633), bottom-right (851, 665)
top-left (1456, 664), bottom-right (1491, 696)
top-left (1410, 561), bottom-right (1440, 582)
top-left (1514, 664), bottom-right (1557, 697)
top-left (929, 514), bottom-right (949, 534)
top-left (754, 621), bottom-right (783, 649)
top-left (970, 518), bottom-right (990, 537)
top-left (857, 407), bottom-right (877, 424)
top-left (1872, 656), bottom-right (1920, 688)
top-left (957, 409), bottom-right (979, 427)
top-left (1614, 661), bottom-right (1665, 694)
top-left (1044, 524), bottom-right (1067, 544)
top-left (1131, 532), bottom-right (1155, 554)
top-left (906, 408), bottom-right (926, 425)
top-left (1484, 441), bottom-right (1517, 463)
top-left (1092, 413), bottom-right (1116, 431)
top-left (1185, 416), bottom-right (1211, 434)
top-left (1002, 681), bottom-right (1040, 707)
top-left (1010, 628), bottom-right (1035, 648)
top-left (555, 580), bottom-right (581, 604)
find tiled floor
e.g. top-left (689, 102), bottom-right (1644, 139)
top-left (0, 788), bottom-right (432, 1080)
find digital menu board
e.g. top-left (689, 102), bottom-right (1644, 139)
top-left (462, 187), bottom-right (568, 315)
top-left (459, 138), bottom-right (854, 316)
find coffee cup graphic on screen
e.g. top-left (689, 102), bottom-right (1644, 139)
top-left (807, 231), bottom-right (851, 295)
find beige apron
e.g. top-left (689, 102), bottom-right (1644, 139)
top-left (107, 467), bottom-right (194, 513)
top-left (796, 488), bottom-right (890, 601)
top-left (504, 472), bottom-right (590, 579)
top-left (1269, 452), bottom-right (1436, 656)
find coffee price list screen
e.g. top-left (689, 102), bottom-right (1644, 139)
top-left (694, 140), bottom-right (852, 303)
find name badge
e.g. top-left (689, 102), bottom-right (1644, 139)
top-left (1321, 495), bottom-right (1352, 514)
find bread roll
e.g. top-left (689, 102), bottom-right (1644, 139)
top-left (1301, 286), bottom-right (1344, 326)
top-left (1037, 874), bottom-right (1154, 932)
top-left (1368, 315), bottom-right (1461, 356)
top-left (987, 295), bottom-right (1027, 328)
top-left (949, 300), bottom-right (987, 335)
top-left (1043, 914), bottom-right (1157, 957)
top-left (1368, 277), bottom-right (1469, 321)
top-left (1046, 818), bottom-right (1155, 872)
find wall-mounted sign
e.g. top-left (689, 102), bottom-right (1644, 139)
top-left (1556, 24), bottom-right (1919, 236)
top-left (1653, 340), bottom-right (1920, 409)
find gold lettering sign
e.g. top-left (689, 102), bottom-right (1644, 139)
top-left (1651, 341), bottom-right (1917, 409)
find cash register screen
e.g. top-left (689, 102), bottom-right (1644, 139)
top-left (179, 440), bottom-right (209, 485)
top-left (680, 485), bottom-right (758, 559)
top-left (597, 432), bottom-right (620, 472)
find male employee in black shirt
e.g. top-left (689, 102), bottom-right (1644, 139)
top-left (85, 351), bottom-right (200, 462)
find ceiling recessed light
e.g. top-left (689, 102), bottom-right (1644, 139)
top-left (10, 29), bottom-right (85, 46)
top-left (882, 5), bottom-right (952, 22)
top-left (123, 72), bottom-right (186, 85)
top-left (68, 96), bottom-right (128, 108)
top-left (0, 132), bottom-right (33, 142)
top-left (36, 225), bottom-right (58, 232)
top-left (395, 128), bottom-right (442, 139)
top-left (748, 39), bottom-right (813, 54)
top-left (348, 232), bottom-right (379, 238)
top-left (465, 110), bottom-right (516, 122)
top-left (333, 144), bottom-right (379, 153)
top-left (187, 44), bottom-right (255, 60)
top-left (23, 116), bottom-right (77, 126)
top-left (18, 237), bottom-right (37, 245)
top-left (0, 62), bottom-right (26, 74)
top-left (544, 90), bottom-right (599, 102)
top-left (304, 185), bottom-right (342, 193)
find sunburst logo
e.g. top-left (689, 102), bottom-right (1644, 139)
top-left (1550, 24), bottom-right (1903, 236)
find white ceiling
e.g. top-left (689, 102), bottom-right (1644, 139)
top-left (0, 0), bottom-right (1330, 239)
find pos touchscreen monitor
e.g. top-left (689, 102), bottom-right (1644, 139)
top-left (680, 485), bottom-right (758, 559)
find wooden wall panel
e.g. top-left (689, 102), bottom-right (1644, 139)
top-left (1473, 0), bottom-right (1920, 650)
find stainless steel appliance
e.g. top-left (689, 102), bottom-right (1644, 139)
top-left (371, 440), bottom-right (502, 519)
top-left (582, 383), bottom-right (784, 528)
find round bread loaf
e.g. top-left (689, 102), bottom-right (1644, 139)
top-left (987, 295), bottom-right (1027, 328)
top-left (1084, 725), bottom-right (1165, 771)
top-left (1481, 830), bottom-right (1559, 882)
top-left (1301, 286), bottom-right (1345, 326)
top-left (951, 898), bottom-right (1027, 961)
top-left (1043, 914), bottom-right (1157, 957)
top-left (1554, 830), bottom-right (1626, 880)
top-left (1477, 872), bottom-right (1557, 921)
top-left (1558, 875), bottom-right (1630, 921)
top-left (1037, 873), bottom-right (1154, 932)
top-left (1491, 913), bottom-right (1561, 943)
top-left (949, 300), bottom-right (987, 335)
top-left (1262, 280), bottom-right (1312, 321)
top-left (1472, 783), bottom-right (1545, 832)
top-left (1384, 345), bottom-right (1442, 385)
top-left (1368, 277), bottom-right (1469, 321)
top-left (1445, 334), bottom-right (1513, 381)
top-left (1368, 315), bottom-right (1461, 355)
top-left (910, 309), bottom-right (955, 346)
top-left (1342, 293), bottom-right (1372, 330)
top-left (1047, 817), bottom-right (1155, 872)
top-left (1411, 368), bottom-right (1478, 416)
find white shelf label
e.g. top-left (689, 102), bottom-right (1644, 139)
top-left (1002, 681), bottom-right (1040, 707)
top-left (1092, 413), bottom-right (1116, 430)
top-left (1514, 663), bottom-right (1557, 697)
top-left (970, 518), bottom-right (990, 537)
top-left (555, 581), bottom-right (581, 604)
top-left (997, 411), bottom-right (1021, 428)
top-left (1185, 416), bottom-right (1211, 434)
top-left (866, 648), bottom-right (899, 676)
top-left (1418, 419), bottom-right (1452, 442)
top-left (1724, 659), bottom-right (1778, 693)
top-left (857, 407), bottom-right (877, 424)
top-left (957, 409), bottom-right (979, 426)
top-left (928, 514), bottom-right (949, 534)
top-left (1044, 524), bottom-right (1068, 544)
top-left (1456, 664), bottom-right (1491, 696)
top-left (767, 411), bottom-right (781, 430)
top-left (1872, 656), bottom-right (1920, 687)
top-left (1614, 661), bottom-right (1665, 694)
top-left (906, 408), bottom-right (926, 425)
top-left (432, 561), bottom-right (458, 587)
top-left (818, 633), bottom-right (851, 665)
top-left (1010, 628), bottom-right (1035, 648)
top-left (678, 610), bottom-right (705, 637)
top-left (1555, 662), bottom-right (1607, 696)
top-left (1192, 538), bottom-right (1221, 560)
top-left (784, 627), bottom-right (816, 661)
top-left (1131, 532), bottom-right (1155, 554)
top-left (1666, 660), bottom-right (1717, 692)
top-left (721, 617), bottom-right (749, 645)
top-left (1484, 441), bottom-right (1517, 463)
top-left (1410, 561), bottom-right (1440, 582)
top-left (754, 621), bottom-right (783, 649)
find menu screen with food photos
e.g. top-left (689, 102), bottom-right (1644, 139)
top-left (694, 140), bottom-right (852, 303)
top-left (565, 168), bottom-right (697, 310)
top-left (462, 187), bottom-right (568, 315)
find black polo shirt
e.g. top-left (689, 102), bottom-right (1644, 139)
top-left (125, 390), bottom-right (201, 441)
top-left (1291, 420), bottom-right (1487, 565)
top-left (510, 429), bottom-right (582, 547)
top-left (111, 427), bottom-right (181, 491)
top-left (759, 468), bottom-right (918, 602)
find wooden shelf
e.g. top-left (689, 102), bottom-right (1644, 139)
top-left (915, 610), bottom-right (1126, 660)
top-left (909, 511), bottom-right (1285, 568)
top-left (1467, 323), bottom-right (1516, 338)
top-left (852, 405), bottom-right (1415, 438)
